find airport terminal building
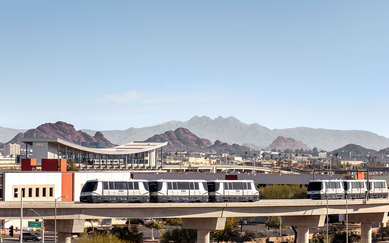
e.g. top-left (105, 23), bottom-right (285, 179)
top-left (22, 138), bottom-right (167, 170)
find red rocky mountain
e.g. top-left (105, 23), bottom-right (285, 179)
top-left (145, 127), bottom-right (212, 151)
top-left (145, 127), bottom-right (250, 154)
top-left (7, 121), bottom-right (115, 148)
top-left (266, 136), bottom-right (310, 151)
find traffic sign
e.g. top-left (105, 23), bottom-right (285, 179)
top-left (28, 221), bottom-right (42, 227)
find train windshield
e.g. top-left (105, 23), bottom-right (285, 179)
top-left (307, 182), bottom-right (322, 191)
top-left (81, 181), bottom-right (98, 192)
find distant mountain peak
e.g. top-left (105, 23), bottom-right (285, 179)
top-left (266, 136), bottom-right (310, 151)
top-left (7, 121), bottom-right (115, 148)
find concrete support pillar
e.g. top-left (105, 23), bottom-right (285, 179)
top-left (197, 230), bottom-right (210, 243)
top-left (361, 223), bottom-right (372, 243)
top-left (45, 219), bottom-right (85, 243)
top-left (282, 215), bottom-right (325, 243)
top-left (182, 218), bottom-right (226, 243)
top-left (296, 225), bottom-right (309, 243)
top-left (348, 213), bottom-right (387, 243)
top-left (58, 232), bottom-right (72, 243)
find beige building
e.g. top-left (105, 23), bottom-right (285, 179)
top-left (341, 160), bottom-right (364, 166)
top-left (188, 157), bottom-right (210, 165)
top-left (3, 144), bottom-right (20, 157)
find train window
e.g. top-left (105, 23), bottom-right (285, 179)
top-left (49, 188), bottom-right (53, 197)
top-left (109, 182), bottom-right (115, 190)
top-left (375, 182), bottom-right (385, 188)
top-left (14, 188), bottom-right (18, 198)
top-left (308, 182), bottom-right (322, 191)
top-left (248, 183), bottom-right (252, 190)
top-left (36, 188), bottom-right (39, 197)
top-left (173, 182), bottom-right (178, 190)
top-left (82, 182), bottom-right (98, 192)
top-left (128, 182), bottom-right (133, 190)
top-left (195, 183), bottom-right (199, 190)
top-left (22, 188), bottom-right (25, 198)
top-left (103, 182), bottom-right (108, 190)
top-left (43, 188), bottom-right (46, 197)
top-left (134, 182), bottom-right (139, 190)
top-left (28, 188), bottom-right (32, 197)
top-left (233, 182), bottom-right (243, 190)
top-left (178, 182), bottom-right (189, 190)
top-left (168, 183), bottom-right (173, 190)
top-left (114, 182), bottom-right (127, 190)
top-left (229, 183), bottom-right (233, 190)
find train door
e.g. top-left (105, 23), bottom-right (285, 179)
top-left (207, 182), bottom-right (216, 202)
top-left (224, 182), bottom-right (233, 198)
top-left (102, 182), bottom-right (109, 201)
top-left (189, 182), bottom-right (199, 201)
top-left (177, 182), bottom-right (190, 201)
top-left (167, 182), bottom-right (178, 200)
top-left (232, 182), bottom-right (243, 200)
top-left (114, 181), bottom-right (128, 202)
top-left (128, 181), bottom-right (140, 201)
top-left (108, 182), bottom-right (115, 198)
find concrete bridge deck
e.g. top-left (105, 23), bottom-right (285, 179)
top-left (2, 199), bottom-right (388, 243)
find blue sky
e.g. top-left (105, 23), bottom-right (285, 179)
top-left (1, 1), bottom-right (389, 136)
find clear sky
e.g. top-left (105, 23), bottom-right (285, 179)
top-left (1, 1), bottom-right (389, 136)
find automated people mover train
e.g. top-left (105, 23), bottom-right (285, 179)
top-left (307, 179), bottom-right (388, 199)
top-left (80, 179), bottom-right (259, 203)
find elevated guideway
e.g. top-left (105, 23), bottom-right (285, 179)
top-left (1, 199), bottom-right (388, 242)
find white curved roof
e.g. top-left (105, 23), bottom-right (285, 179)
top-left (22, 138), bottom-right (167, 155)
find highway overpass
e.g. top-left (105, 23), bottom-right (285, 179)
top-left (1, 199), bottom-right (388, 243)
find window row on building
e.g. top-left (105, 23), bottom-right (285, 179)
top-left (13, 185), bottom-right (55, 201)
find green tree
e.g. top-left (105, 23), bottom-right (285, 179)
top-left (260, 184), bottom-right (307, 199)
top-left (160, 228), bottom-right (197, 243)
top-left (211, 218), bottom-right (240, 243)
top-left (112, 225), bottom-right (143, 243)
top-left (144, 220), bottom-right (164, 240)
top-left (164, 218), bottom-right (182, 226)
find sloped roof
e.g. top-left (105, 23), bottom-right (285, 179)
top-left (22, 138), bottom-right (167, 155)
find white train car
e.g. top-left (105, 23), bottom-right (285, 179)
top-left (149, 180), bottom-right (208, 203)
top-left (80, 179), bottom-right (149, 203)
top-left (208, 180), bottom-right (259, 202)
top-left (307, 179), bottom-right (388, 200)
top-left (368, 180), bottom-right (388, 199)
top-left (344, 180), bottom-right (367, 199)
top-left (307, 180), bottom-right (345, 199)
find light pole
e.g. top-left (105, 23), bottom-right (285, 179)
top-left (55, 196), bottom-right (67, 243)
top-left (29, 209), bottom-right (44, 243)
top-left (19, 189), bottom-right (23, 243)
top-left (345, 193), bottom-right (348, 243)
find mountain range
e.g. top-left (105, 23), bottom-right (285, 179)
top-left (83, 116), bottom-right (389, 151)
top-left (2, 116), bottom-right (389, 151)
top-left (145, 127), bottom-right (251, 154)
